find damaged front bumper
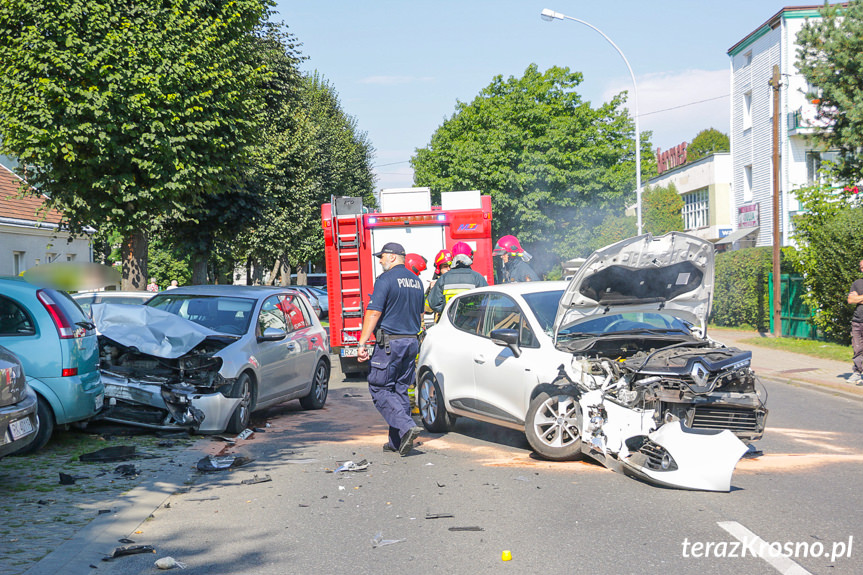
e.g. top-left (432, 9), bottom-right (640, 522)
top-left (618, 420), bottom-right (748, 492)
top-left (98, 371), bottom-right (240, 433)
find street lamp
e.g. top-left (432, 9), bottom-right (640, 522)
top-left (541, 8), bottom-right (642, 235)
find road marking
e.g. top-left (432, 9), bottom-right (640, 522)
top-left (717, 521), bottom-right (813, 575)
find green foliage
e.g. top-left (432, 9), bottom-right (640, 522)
top-left (788, 183), bottom-right (863, 343)
top-left (712, 247), bottom-right (774, 331)
top-left (148, 235), bottom-right (192, 288)
top-left (0, 0), bottom-right (273, 235)
top-left (588, 213), bottom-right (637, 253)
top-left (797, 1), bottom-right (863, 182)
top-left (642, 182), bottom-right (684, 235)
top-left (687, 128), bottom-right (729, 163)
top-left (411, 64), bottom-right (653, 274)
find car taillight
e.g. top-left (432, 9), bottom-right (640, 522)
top-left (37, 290), bottom-right (76, 339)
top-left (62, 368), bottom-right (78, 377)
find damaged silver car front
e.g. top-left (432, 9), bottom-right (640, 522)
top-left (93, 304), bottom-right (241, 433)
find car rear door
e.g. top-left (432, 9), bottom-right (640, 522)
top-left (279, 293), bottom-right (318, 394)
top-left (437, 293), bottom-right (486, 414)
top-left (471, 293), bottom-right (542, 426)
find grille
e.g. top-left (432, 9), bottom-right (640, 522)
top-left (638, 440), bottom-right (667, 470)
top-left (690, 406), bottom-right (759, 432)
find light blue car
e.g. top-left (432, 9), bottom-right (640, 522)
top-left (0, 277), bottom-right (104, 453)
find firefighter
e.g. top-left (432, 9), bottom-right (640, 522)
top-left (427, 242), bottom-right (488, 314)
top-left (430, 249), bottom-right (453, 288)
top-left (493, 235), bottom-right (539, 283)
top-left (357, 242), bottom-right (424, 456)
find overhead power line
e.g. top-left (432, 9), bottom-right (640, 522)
top-left (638, 94), bottom-right (730, 118)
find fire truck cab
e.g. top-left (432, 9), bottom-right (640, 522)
top-left (322, 188), bottom-right (493, 375)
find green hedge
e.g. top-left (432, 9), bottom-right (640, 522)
top-left (711, 246), bottom-right (775, 331)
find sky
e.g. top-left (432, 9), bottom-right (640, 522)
top-left (276, 1), bottom-right (801, 191)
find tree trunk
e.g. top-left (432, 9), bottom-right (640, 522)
top-left (279, 261), bottom-right (289, 286)
top-left (121, 230), bottom-right (148, 291)
top-left (191, 254), bottom-right (208, 285)
top-left (297, 266), bottom-right (307, 286)
top-left (268, 259), bottom-right (280, 285)
top-left (245, 257), bottom-right (252, 285)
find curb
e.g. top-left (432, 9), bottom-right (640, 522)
top-left (22, 440), bottom-right (207, 575)
top-left (761, 375), bottom-right (863, 403)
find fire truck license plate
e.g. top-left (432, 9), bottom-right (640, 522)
top-left (340, 348), bottom-right (358, 357)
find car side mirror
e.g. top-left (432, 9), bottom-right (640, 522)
top-left (490, 328), bottom-right (521, 358)
top-left (258, 327), bottom-right (287, 342)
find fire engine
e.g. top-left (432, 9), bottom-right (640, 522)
top-left (321, 188), bottom-right (493, 374)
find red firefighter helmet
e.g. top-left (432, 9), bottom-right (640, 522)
top-left (433, 249), bottom-right (453, 273)
top-left (405, 253), bottom-right (427, 275)
top-left (451, 242), bottom-right (473, 258)
top-left (492, 235), bottom-right (525, 257)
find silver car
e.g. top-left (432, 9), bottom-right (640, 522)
top-left (72, 290), bottom-right (153, 316)
top-left (93, 285), bottom-right (330, 434)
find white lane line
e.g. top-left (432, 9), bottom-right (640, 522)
top-left (717, 521), bottom-right (813, 575)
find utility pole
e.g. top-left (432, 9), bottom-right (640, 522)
top-left (769, 64), bottom-right (782, 338)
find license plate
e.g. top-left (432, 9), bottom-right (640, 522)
top-left (94, 394), bottom-right (104, 411)
top-left (9, 417), bottom-right (34, 440)
top-left (340, 347), bottom-right (358, 357)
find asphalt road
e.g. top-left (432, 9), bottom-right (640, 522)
top-left (83, 358), bottom-right (863, 575)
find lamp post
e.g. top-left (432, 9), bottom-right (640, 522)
top-left (541, 8), bottom-right (642, 235)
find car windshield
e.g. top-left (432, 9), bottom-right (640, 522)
top-left (147, 294), bottom-right (255, 335)
top-left (558, 312), bottom-right (692, 338)
top-left (521, 290), bottom-right (564, 334)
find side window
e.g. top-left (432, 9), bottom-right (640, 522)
top-left (482, 293), bottom-right (538, 348)
top-left (449, 294), bottom-right (486, 334)
top-left (0, 296), bottom-right (36, 336)
top-left (279, 294), bottom-right (309, 331)
top-left (258, 295), bottom-right (289, 335)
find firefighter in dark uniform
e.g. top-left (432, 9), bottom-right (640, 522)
top-left (357, 242), bottom-right (425, 456)
top-left (493, 234), bottom-right (540, 282)
top-left (427, 242), bottom-right (488, 314)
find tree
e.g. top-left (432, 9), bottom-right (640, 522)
top-left (687, 128), bottom-right (729, 162)
top-left (797, 1), bottom-right (863, 182)
top-left (642, 182), bottom-right (684, 235)
top-left (588, 213), bottom-right (637, 253)
top-left (0, 0), bottom-right (273, 289)
top-left (412, 64), bottom-right (652, 274)
top-left (788, 183), bottom-right (863, 343)
top-left (238, 72), bottom-right (376, 284)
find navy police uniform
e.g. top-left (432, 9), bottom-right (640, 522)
top-left (366, 258), bottom-right (425, 451)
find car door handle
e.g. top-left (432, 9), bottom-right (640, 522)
top-left (287, 342), bottom-right (298, 350)
top-left (474, 354), bottom-right (486, 364)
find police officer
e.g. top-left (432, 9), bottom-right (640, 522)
top-left (357, 242), bottom-right (425, 456)
top-left (427, 242), bottom-right (488, 314)
top-left (493, 235), bottom-right (540, 282)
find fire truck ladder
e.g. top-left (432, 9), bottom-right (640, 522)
top-left (332, 213), bottom-right (364, 340)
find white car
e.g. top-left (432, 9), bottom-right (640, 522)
top-left (417, 233), bottom-right (767, 491)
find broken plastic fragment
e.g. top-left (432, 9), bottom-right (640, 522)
top-left (371, 533), bottom-right (406, 548)
top-left (103, 545), bottom-right (156, 560)
top-left (425, 513), bottom-right (454, 519)
top-left (448, 526), bottom-right (484, 532)
top-left (333, 459), bottom-right (369, 473)
top-left (80, 446), bottom-right (137, 463)
top-left (155, 556), bottom-right (186, 570)
top-left (114, 464), bottom-right (138, 477)
top-left (196, 455), bottom-right (253, 472)
top-left (236, 428), bottom-right (254, 440)
top-left (241, 474), bottom-right (272, 485)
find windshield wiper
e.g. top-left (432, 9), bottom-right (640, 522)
top-left (76, 320), bottom-right (96, 330)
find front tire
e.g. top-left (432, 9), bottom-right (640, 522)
top-left (524, 391), bottom-right (582, 461)
top-left (300, 359), bottom-right (329, 410)
top-left (226, 372), bottom-right (254, 434)
top-left (418, 371), bottom-right (455, 433)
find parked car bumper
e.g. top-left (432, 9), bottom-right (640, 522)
top-left (0, 387), bottom-right (39, 458)
top-left (30, 372), bottom-right (104, 425)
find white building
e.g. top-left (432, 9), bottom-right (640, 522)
top-left (727, 5), bottom-right (837, 248)
top-left (647, 150), bottom-right (734, 244)
top-left (0, 164), bottom-right (93, 275)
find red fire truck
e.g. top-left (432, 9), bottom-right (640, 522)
top-left (321, 188), bottom-right (493, 374)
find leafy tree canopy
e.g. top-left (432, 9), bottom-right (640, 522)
top-left (687, 128), bottom-right (729, 162)
top-left (411, 64), bottom-right (652, 273)
top-left (0, 0), bottom-right (274, 287)
top-left (797, 1), bottom-right (863, 182)
top-left (642, 182), bottom-right (684, 235)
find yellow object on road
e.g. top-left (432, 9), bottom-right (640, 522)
top-left (501, 550), bottom-right (512, 561)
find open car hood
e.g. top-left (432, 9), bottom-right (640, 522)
top-left (554, 232), bottom-right (714, 338)
top-left (92, 303), bottom-right (228, 359)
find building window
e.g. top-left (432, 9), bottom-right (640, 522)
top-left (66, 254), bottom-right (76, 262)
top-left (682, 188), bottom-right (709, 230)
top-left (743, 165), bottom-right (753, 201)
top-left (13, 252), bottom-right (24, 276)
top-left (744, 51), bottom-right (753, 67)
top-left (46, 252), bottom-right (57, 264)
top-left (806, 151), bottom-right (840, 185)
top-left (743, 91), bottom-right (753, 130)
